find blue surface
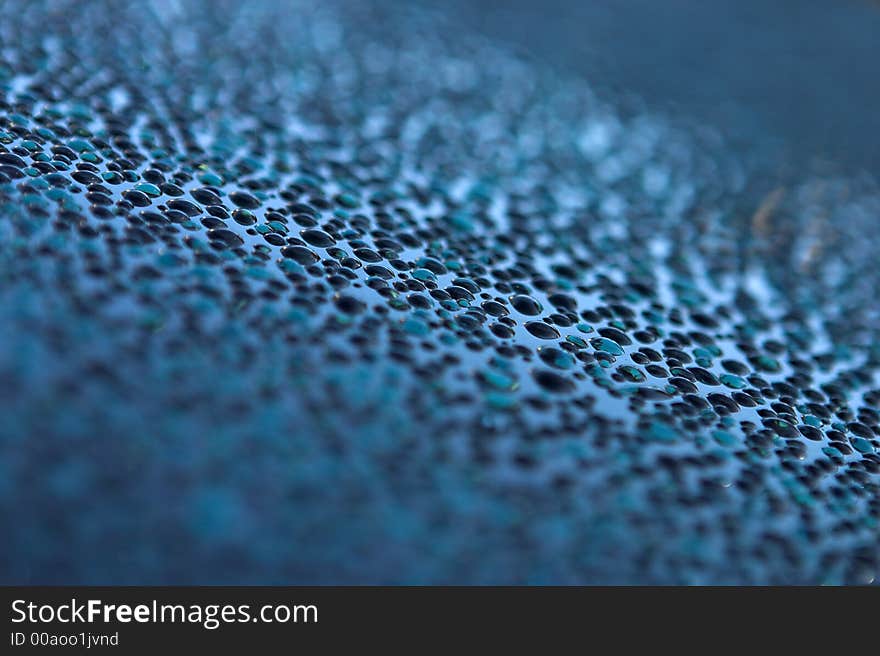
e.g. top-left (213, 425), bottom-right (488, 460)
top-left (0, 0), bottom-right (879, 584)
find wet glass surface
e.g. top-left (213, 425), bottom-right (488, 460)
top-left (0, 0), bottom-right (878, 584)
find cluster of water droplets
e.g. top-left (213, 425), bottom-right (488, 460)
top-left (1, 0), bottom-right (878, 583)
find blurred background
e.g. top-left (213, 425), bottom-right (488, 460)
top-left (420, 0), bottom-right (880, 175)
